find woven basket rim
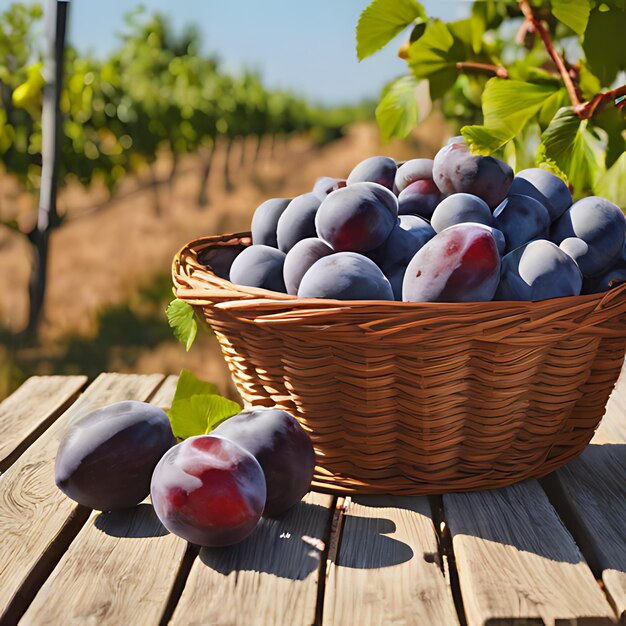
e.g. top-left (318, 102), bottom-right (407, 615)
top-left (173, 231), bottom-right (626, 313)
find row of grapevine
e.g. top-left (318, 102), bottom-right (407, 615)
top-left (0, 4), bottom-right (370, 206)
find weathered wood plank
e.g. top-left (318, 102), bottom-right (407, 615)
top-left (0, 373), bottom-right (164, 625)
top-left (444, 481), bottom-right (616, 626)
top-left (0, 376), bottom-right (86, 472)
top-left (19, 505), bottom-right (187, 626)
top-left (543, 444), bottom-right (626, 624)
top-left (170, 492), bottom-right (334, 626)
top-left (593, 363), bottom-right (626, 444)
top-left (18, 373), bottom-right (189, 626)
top-left (323, 496), bottom-right (458, 626)
top-left (150, 374), bottom-right (179, 410)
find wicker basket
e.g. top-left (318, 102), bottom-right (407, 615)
top-left (173, 232), bottom-right (626, 495)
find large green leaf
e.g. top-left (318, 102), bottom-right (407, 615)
top-left (166, 298), bottom-right (197, 352)
top-left (461, 78), bottom-right (560, 153)
top-left (407, 19), bottom-right (455, 78)
top-left (171, 369), bottom-right (219, 406)
top-left (539, 107), bottom-right (606, 197)
top-left (168, 394), bottom-right (241, 440)
top-left (595, 152), bottom-right (626, 209)
top-left (583, 6), bottom-right (626, 86)
top-left (356, 0), bottom-right (426, 61)
top-left (166, 369), bottom-right (241, 440)
top-left (551, 0), bottom-right (591, 35)
top-left (375, 75), bottom-right (419, 141)
top-left (461, 125), bottom-right (512, 155)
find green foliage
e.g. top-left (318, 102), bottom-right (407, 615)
top-left (551, 0), bottom-right (591, 35)
top-left (583, 4), bottom-right (626, 85)
top-left (356, 0), bottom-right (425, 61)
top-left (166, 298), bottom-right (197, 352)
top-left (171, 368), bottom-right (219, 403)
top-left (357, 0), bottom-right (626, 205)
top-left (596, 153), bottom-right (626, 208)
top-left (538, 107), bottom-right (606, 196)
top-left (375, 76), bottom-right (419, 141)
top-left (0, 4), bottom-right (367, 200)
top-left (167, 370), bottom-right (241, 440)
top-left (461, 79), bottom-right (563, 153)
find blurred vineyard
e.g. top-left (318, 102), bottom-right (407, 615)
top-left (0, 4), bottom-right (371, 203)
top-left (0, 3), bottom-right (446, 399)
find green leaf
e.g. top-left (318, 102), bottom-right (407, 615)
top-left (551, 0), bottom-right (591, 34)
top-left (168, 394), bottom-right (241, 440)
top-left (538, 89), bottom-right (569, 128)
top-left (593, 105), bottom-right (626, 168)
top-left (166, 298), bottom-right (197, 351)
top-left (356, 0), bottom-right (426, 61)
top-left (172, 368), bottom-right (219, 406)
top-left (375, 75), bottom-right (419, 141)
top-left (427, 68), bottom-right (458, 101)
top-left (407, 19), bottom-right (455, 78)
top-left (480, 79), bottom-right (561, 129)
top-left (539, 107), bottom-right (606, 197)
top-left (583, 6), bottom-right (626, 85)
top-left (461, 125), bottom-right (513, 155)
top-left (595, 152), bottom-right (626, 209)
top-left (461, 78), bottom-right (560, 153)
top-left (577, 61), bottom-right (602, 100)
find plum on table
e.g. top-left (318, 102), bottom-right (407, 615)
top-left (55, 401), bottom-right (176, 511)
top-left (151, 435), bottom-right (266, 547)
top-left (213, 408), bottom-right (315, 518)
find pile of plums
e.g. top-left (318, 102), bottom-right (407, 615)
top-left (55, 402), bottom-right (316, 546)
top-left (227, 137), bottom-right (626, 302)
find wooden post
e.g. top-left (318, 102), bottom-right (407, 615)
top-left (26, 0), bottom-right (69, 336)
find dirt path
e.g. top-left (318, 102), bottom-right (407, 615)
top-left (0, 117), bottom-right (450, 397)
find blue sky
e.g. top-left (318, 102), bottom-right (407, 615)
top-left (3, 0), bottom-right (471, 105)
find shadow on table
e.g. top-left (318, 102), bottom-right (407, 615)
top-left (443, 443), bottom-right (626, 571)
top-left (200, 496), bottom-right (416, 578)
top-left (94, 503), bottom-right (169, 538)
top-left (199, 500), bottom-right (330, 581)
top-left (336, 495), bottom-right (416, 569)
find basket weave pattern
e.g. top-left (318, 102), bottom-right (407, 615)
top-left (174, 233), bottom-right (626, 495)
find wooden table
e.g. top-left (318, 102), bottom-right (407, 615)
top-left (0, 371), bottom-right (624, 626)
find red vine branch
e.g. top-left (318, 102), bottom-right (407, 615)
top-left (577, 85), bottom-right (626, 119)
top-left (517, 0), bottom-right (582, 109)
top-left (455, 61), bottom-right (509, 79)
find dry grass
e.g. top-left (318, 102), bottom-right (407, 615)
top-left (0, 116), bottom-right (450, 398)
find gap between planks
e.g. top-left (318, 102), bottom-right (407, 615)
top-left (539, 364), bottom-right (626, 624)
top-left (440, 363), bottom-right (626, 626)
top-left (322, 494), bottom-right (459, 626)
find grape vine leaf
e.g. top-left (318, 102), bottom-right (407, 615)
top-left (166, 298), bottom-right (197, 352)
top-left (407, 19), bottom-right (455, 78)
top-left (168, 394), bottom-right (241, 440)
top-left (583, 5), bottom-right (626, 85)
top-left (376, 75), bottom-right (420, 141)
top-left (356, 0), bottom-right (426, 61)
top-left (595, 152), bottom-right (626, 209)
top-left (538, 107), bottom-right (606, 197)
top-left (461, 78), bottom-right (561, 153)
top-left (551, 0), bottom-right (591, 35)
top-left (460, 125), bottom-right (512, 155)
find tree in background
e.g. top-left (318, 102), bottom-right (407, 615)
top-left (357, 0), bottom-right (625, 207)
top-left (0, 3), bottom-right (372, 336)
